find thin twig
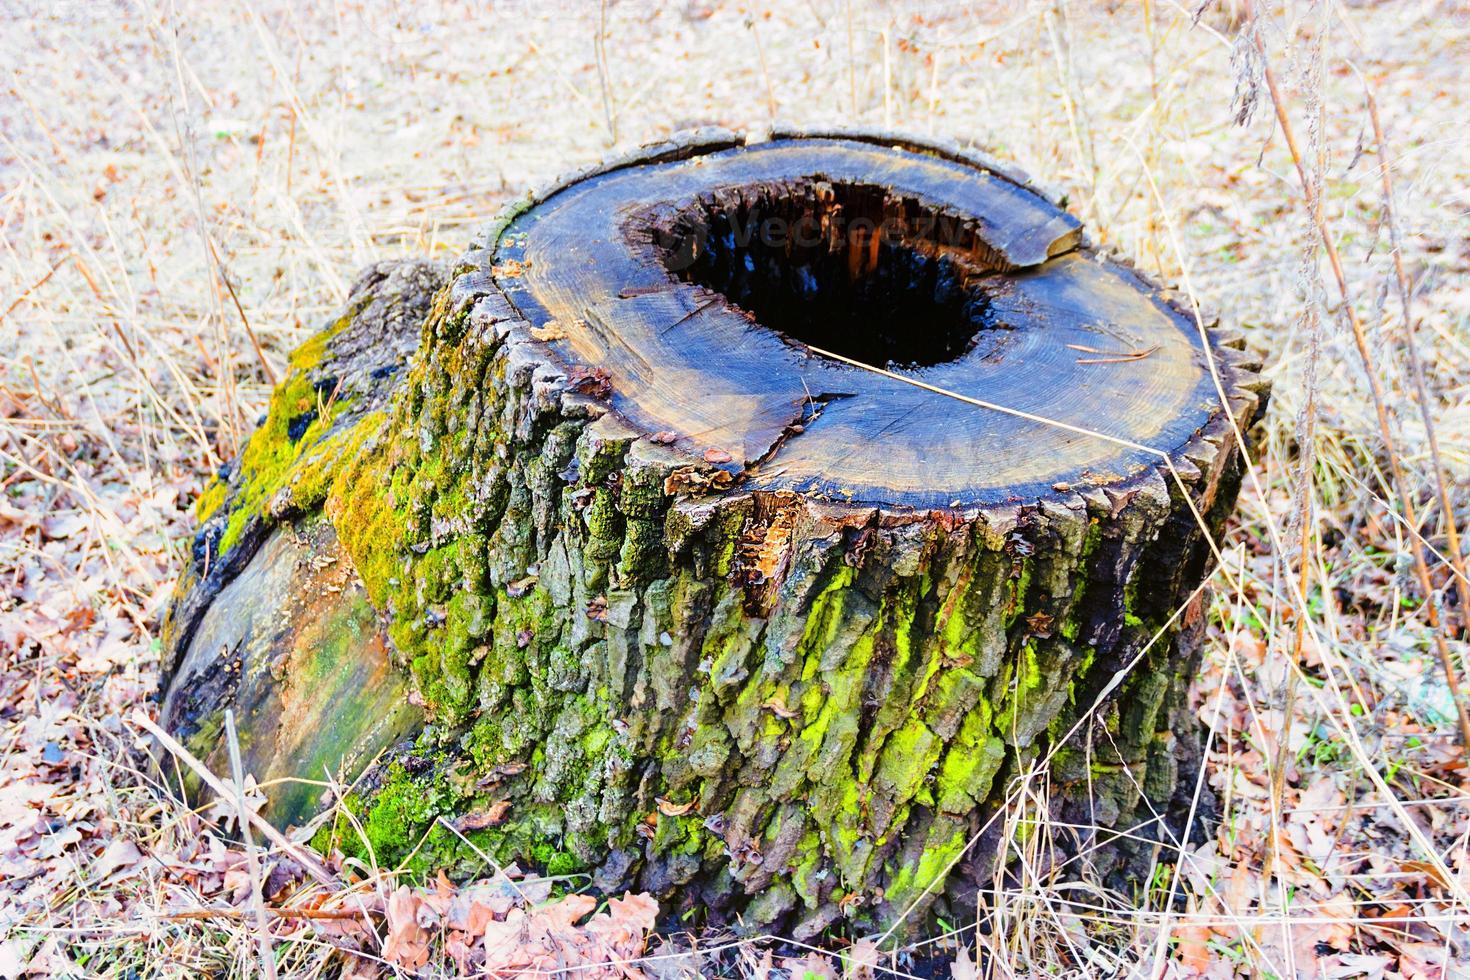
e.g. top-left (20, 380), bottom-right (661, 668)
top-left (226, 709), bottom-right (278, 980)
top-left (1263, 0), bottom-right (1327, 907)
top-left (0, 252), bottom-right (71, 327)
top-left (164, 907), bottom-right (365, 922)
top-left (747, 12), bottom-right (779, 123)
top-left (845, 0), bottom-right (857, 115)
top-left (1355, 66), bottom-right (1469, 613)
top-left (1121, 95), bottom-right (1470, 951)
top-left (1243, 0), bottom-right (1470, 752)
top-left (207, 237), bottom-right (279, 386)
top-left (594, 0), bottom-right (618, 145)
top-left (131, 710), bottom-right (339, 888)
top-left (1066, 342), bottom-right (1160, 363)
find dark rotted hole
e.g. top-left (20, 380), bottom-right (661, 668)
top-left (657, 181), bottom-right (1003, 369)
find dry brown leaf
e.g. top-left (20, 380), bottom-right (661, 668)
top-left (530, 320), bottom-right (567, 341)
top-left (843, 939), bottom-right (880, 979)
top-left (1400, 859), bottom-right (1454, 893)
top-left (445, 936), bottom-right (475, 973)
top-left (605, 892), bottom-right (657, 933)
top-left (41, 512), bottom-right (88, 541)
top-left (381, 885), bottom-right (430, 969)
top-left (536, 893), bottom-right (597, 932)
top-left (784, 951), bottom-right (836, 980)
top-left (1397, 943), bottom-right (1452, 979)
top-left (0, 939), bottom-right (26, 978)
top-left (1175, 922), bottom-right (1213, 976)
top-left (90, 838), bottom-right (142, 883)
top-left (951, 945), bottom-right (979, 980)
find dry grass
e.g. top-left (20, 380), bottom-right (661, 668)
top-left (3, 0), bottom-right (1470, 976)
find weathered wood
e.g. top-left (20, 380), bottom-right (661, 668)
top-left (161, 259), bottom-right (444, 825)
top-left (161, 133), bottom-right (1266, 938)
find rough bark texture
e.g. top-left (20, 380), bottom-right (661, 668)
top-left (162, 130), bottom-right (1267, 938)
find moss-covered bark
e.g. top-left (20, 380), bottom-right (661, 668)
top-left (162, 132), bottom-right (1268, 940)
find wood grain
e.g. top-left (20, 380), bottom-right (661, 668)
top-left (493, 136), bottom-right (1240, 510)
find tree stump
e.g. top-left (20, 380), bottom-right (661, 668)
top-left (161, 130), bottom-right (1267, 937)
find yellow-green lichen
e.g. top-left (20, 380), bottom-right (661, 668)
top-left (213, 319), bottom-right (364, 556)
top-left (194, 479), bottom-right (228, 523)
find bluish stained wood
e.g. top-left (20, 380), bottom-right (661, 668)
top-left (493, 137), bottom-right (1230, 510)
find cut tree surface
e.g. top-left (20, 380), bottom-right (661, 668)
top-left (161, 130), bottom-right (1267, 937)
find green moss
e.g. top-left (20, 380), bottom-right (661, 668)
top-left (325, 421), bottom-right (410, 603)
top-left (534, 844), bottom-right (582, 878)
top-left (828, 781), bottom-right (872, 883)
top-left (618, 517), bottom-right (666, 581)
top-left (1071, 646), bottom-right (1096, 698)
top-left (1122, 573), bottom-right (1146, 629)
top-left (315, 753), bottom-right (601, 882)
top-left (935, 706), bottom-right (1005, 813)
top-left (195, 479), bottom-right (228, 522)
top-left (939, 593), bottom-right (972, 654)
top-left (213, 315), bottom-right (365, 557)
top-left (883, 825), bottom-right (967, 913)
top-left (585, 487), bottom-right (623, 541)
top-left (791, 831), bottom-right (825, 904)
top-left (1020, 642), bottom-right (1044, 694)
top-left (1121, 670), bottom-right (1171, 753)
top-left (934, 554), bottom-right (1008, 674)
top-left (1006, 558), bottom-right (1033, 624)
top-left (312, 761), bottom-right (463, 872)
top-left (361, 764), bottom-right (450, 859)
top-left (875, 718), bottom-right (939, 803)
top-left (796, 565), bottom-right (858, 681)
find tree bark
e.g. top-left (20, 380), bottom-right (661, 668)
top-left (162, 130), bottom-right (1267, 938)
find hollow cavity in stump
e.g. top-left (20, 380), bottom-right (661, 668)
top-left (160, 130), bottom-right (1267, 939)
top-left (659, 180), bottom-right (1000, 367)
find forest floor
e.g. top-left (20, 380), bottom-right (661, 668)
top-left (3, 0), bottom-right (1470, 977)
